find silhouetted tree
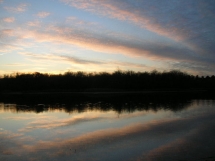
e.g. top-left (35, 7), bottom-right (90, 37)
top-left (0, 70), bottom-right (214, 92)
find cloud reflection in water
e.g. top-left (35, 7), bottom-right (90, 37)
top-left (0, 100), bottom-right (215, 161)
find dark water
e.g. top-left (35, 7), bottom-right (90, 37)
top-left (0, 93), bottom-right (215, 161)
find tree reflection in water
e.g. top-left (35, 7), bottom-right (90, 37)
top-left (1, 92), bottom-right (208, 113)
top-left (0, 92), bottom-right (215, 161)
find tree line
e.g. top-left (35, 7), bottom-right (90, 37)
top-left (0, 70), bottom-right (215, 92)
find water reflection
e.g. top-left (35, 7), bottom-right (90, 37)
top-left (0, 94), bottom-right (199, 113)
top-left (0, 94), bottom-right (215, 161)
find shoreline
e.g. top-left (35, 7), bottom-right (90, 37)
top-left (0, 89), bottom-right (212, 95)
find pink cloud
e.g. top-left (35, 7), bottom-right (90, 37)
top-left (63, 1), bottom-right (215, 65)
top-left (27, 20), bottom-right (41, 27)
top-left (18, 52), bottom-right (148, 71)
top-left (61, 0), bottom-right (185, 41)
top-left (3, 24), bottom-right (207, 68)
top-left (59, 1), bottom-right (215, 74)
top-left (18, 27), bottom-right (157, 61)
top-left (3, 17), bottom-right (15, 23)
top-left (2, 18), bottom-right (212, 74)
top-left (36, 12), bottom-right (50, 18)
top-left (4, 3), bottom-right (28, 13)
top-left (22, 27), bottom-right (196, 63)
top-left (0, 29), bottom-right (15, 37)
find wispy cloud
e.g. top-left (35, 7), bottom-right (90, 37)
top-left (0, 30), bottom-right (29, 53)
top-left (0, 43), bottom-right (25, 53)
top-left (18, 52), bottom-right (149, 70)
top-left (0, 29), bottom-right (14, 37)
top-left (168, 61), bottom-right (215, 76)
top-left (16, 27), bottom-right (173, 60)
top-left (27, 20), bottom-right (41, 27)
top-left (3, 63), bottom-right (28, 67)
top-left (20, 26), bottom-right (212, 67)
top-left (62, 0), bottom-right (215, 62)
top-left (61, 0), bottom-right (183, 40)
top-left (110, 61), bottom-right (146, 68)
top-left (61, 55), bottom-right (104, 65)
top-left (19, 52), bottom-right (103, 65)
top-left (1, 0), bottom-right (215, 75)
top-left (36, 12), bottom-right (50, 18)
top-left (3, 17), bottom-right (15, 23)
top-left (3, 23), bottom-right (214, 74)
top-left (66, 16), bottom-right (98, 27)
top-left (4, 3), bottom-right (28, 13)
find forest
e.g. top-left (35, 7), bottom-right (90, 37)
top-left (0, 70), bottom-right (215, 92)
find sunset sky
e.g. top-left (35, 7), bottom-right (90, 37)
top-left (0, 0), bottom-right (215, 76)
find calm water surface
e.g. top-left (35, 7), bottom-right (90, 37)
top-left (0, 96), bottom-right (215, 161)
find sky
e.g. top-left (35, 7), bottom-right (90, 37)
top-left (0, 0), bottom-right (215, 76)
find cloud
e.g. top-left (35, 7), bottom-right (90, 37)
top-left (61, 0), bottom-right (184, 40)
top-left (3, 23), bottom-right (214, 75)
top-left (16, 27), bottom-right (176, 61)
top-left (3, 17), bottom-right (15, 23)
top-left (62, 0), bottom-right (215, 44)
top-left (3, 63), bottom-right (28, 67)
top-left (66, 16), bottom-right (98, 27)
top-left (27, 20), bottom-right (41, 27)
top-left (0, 0), bottom-right (3, 3)
top-left (4, 3), bottom-right (28, 13)
top-left (36, 12), bottom-right (50, 18)
top-left (2, 0), bottom-right (215, 75)
top-left (62, 55), bottom-right (148, 69)
top-left (18, 52), bottom-right (61, 61)
top-left (18, 52), bottom-right (147, 70)
top-left (168, 61), bottom-right (215, 76)
top-left (61, 0), bottom-right (215, 67)
top-left (0, 29), bottom-right (28, 53)
top-left (111, 61), bottom-right (146, 68)
top-left (20, 26), bottom-right (213, 68)
top-left (0, 29), bottom-right (14, 37)
top-left (0, 43), bottom-right (24, 53)
top-left (19, 52), bottom-right (103, 65)
top-left (61, 55), bottom-right (104, 65)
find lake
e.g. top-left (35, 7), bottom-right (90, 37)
top-left (0, 92), bottom-right (215, 161)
